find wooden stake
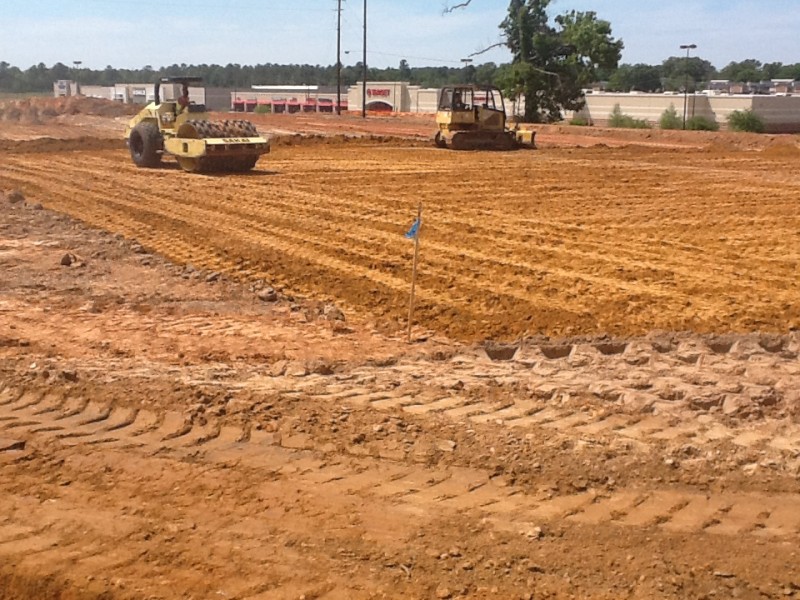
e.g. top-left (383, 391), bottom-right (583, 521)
top-left (407, 203), bottom-right (422, 343)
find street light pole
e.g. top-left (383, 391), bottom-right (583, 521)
top-left (680, 43), bottom-right (697, 129)
top-left (461, 58), bottom-right (473, 83)
top-left (362, 0), bottom-right (367, 118)
top-left (72, 60), bottom-right (82, 96)
top-left (336, 0), bottom-right (342, 115)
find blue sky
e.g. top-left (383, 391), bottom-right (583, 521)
top-left (2, 0), bottom-right (798, 71)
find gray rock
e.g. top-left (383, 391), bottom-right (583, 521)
top-left (437, 439), bottom-right (457, 453)
top-left (722, 394), bottom-right (747, 416)
top-left (7, 190), bottom-right (24, 204)
top-left (323, 303), bottom-right (345, 321)
top-left (484, 343), bottom-right (518, 361)
top-left (285, 361), bottom-right (308, 377)
top-left (309, 359), bottom-right (335, 375)
top-left (258, 287), bottom-right (278, 302)
top-left (61, 370), bottom-right (79, 382)
top-left (268, 360), bottom-right (288, 377)
top-left (435, 586), bottom-right (452, 599)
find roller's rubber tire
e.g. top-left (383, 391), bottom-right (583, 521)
top-left (228, 155), bottom-right (259, 172)
top-left (129, 122), bottom-right (163, 168)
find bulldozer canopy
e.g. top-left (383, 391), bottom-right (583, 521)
top-left (438, 86), bottom-right (502, 112)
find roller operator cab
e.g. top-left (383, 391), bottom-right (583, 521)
top-left (124, 77), bottom-right (270, 173)
top-left (434, 85), bottom-right (536, 151)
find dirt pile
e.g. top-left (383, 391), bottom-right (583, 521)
top-left (0, 96), bottom-right (138, 124)
top-left (761, 141), bottom-right (800, 158)
top-left (270, 132), bottom-right (427, 148)
top-left (0, 136), bottom-right (124, 153)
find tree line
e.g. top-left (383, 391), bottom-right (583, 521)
top-left (1, 57), bottom-right (798, 96)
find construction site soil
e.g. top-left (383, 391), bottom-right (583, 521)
top-left (0, 97), bottom-right (799, 599)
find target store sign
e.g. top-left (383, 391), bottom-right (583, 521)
top-left (367, 88), bottom-right (391, 97)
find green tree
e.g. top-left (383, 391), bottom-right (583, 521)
top-left (727, 109), bottom-right (765, 133)
top-left (719, 59), bottom-right (762, 82)
top-left (776, 63), bottom-right (800, 79)
top-left (762, 62), bottom-right (783, 80)
top-left (607, 63), bottom-right (662, 92)
top-left (686, 115), bottom-right (719, 131)
top-left (608, 104), bottom-right (649, 129)
top-left (661, 55), bottom-right (715, 91)
top-left (398, 59), bottom-right (411, 80)
top-left (659, 104), bottom-right (682, 129)
top-left (499, 0), bottom-right (623, 122)
top-left (473, 62), bottom-right (498, 85)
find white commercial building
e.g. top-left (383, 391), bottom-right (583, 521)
top-left (55, 78), bottom-right (800, 132)
top-left (571, 92), bottom-right (800, 133)
top-left (229, 82), bottom-right (441, 114)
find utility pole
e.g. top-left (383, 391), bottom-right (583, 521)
top-left (461, 58), bottom-right (473, 84)
top-left (362, 0), bottom-right (367, 118)
top-left (336, 0), bottom-right (342, 115)
top-left (680, 43), bottom-right (697, 129)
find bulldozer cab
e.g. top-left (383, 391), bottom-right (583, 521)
top-left (438, 86), bottom-right (501, 111)
top-left (437, 85), bottom-right (506, 132)
top-left (438, 87), bottom-right (476, 124)
top-left (434, 84), bottom-right (530, 150)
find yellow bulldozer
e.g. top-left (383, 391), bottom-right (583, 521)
top-left (124, 77), bottom-right (269, 173)
top-left (434, 84), bottom-right (536, 151)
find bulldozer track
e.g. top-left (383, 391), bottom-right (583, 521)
top-left (2, 381), bottom-right (799, 543)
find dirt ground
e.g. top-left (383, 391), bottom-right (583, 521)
top-left (0, 98), bottom-right (799, 599)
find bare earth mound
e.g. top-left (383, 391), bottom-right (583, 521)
top-left (0, 95), bottom-right (139, 123)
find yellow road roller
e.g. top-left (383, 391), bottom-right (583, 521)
top-left (124, 77), bottom-right (270, 173)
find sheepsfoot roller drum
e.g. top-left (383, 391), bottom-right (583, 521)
top-left (166, 119), bottom-right (269, 173)
top-left (124, 76), bottom-right (270, 174)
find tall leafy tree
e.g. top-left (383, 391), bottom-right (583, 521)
top-left (607, 64), bottom-right (663, 92)
top-left (662, 56), bottom-right (715, 91)
top-left (498, 0), bottom-right (623, 121)
top-left (719, 59), bottom-right (763, 83)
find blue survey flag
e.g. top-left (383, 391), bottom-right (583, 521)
top-left (404, 218), bottom-right (421, 239)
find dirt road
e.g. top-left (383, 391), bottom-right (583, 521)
top-left (0, 106), bottom-right (799, 599)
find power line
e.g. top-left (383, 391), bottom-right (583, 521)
top-left (367, 50), bottom-right (466, 65)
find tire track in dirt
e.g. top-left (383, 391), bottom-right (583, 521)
top-left (3, 158), bottom-right (438, 295)
top-left (0, 157), bottom-right (737, 324)
top-left (3, 144), bottom-right (799, 339)
top-left (7, 157), bottom-right (584, 331)
top-left (2, 381), bottom-right (799, 541)
top-left (317, 149), bottom-right (800, 278)
top-left (0, 152), bottom-right (792, 312)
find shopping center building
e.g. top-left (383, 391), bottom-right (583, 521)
top-left (56, 79), bottom-right (800, 132)
top-left (230, 82), bottom-right (440, 114)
